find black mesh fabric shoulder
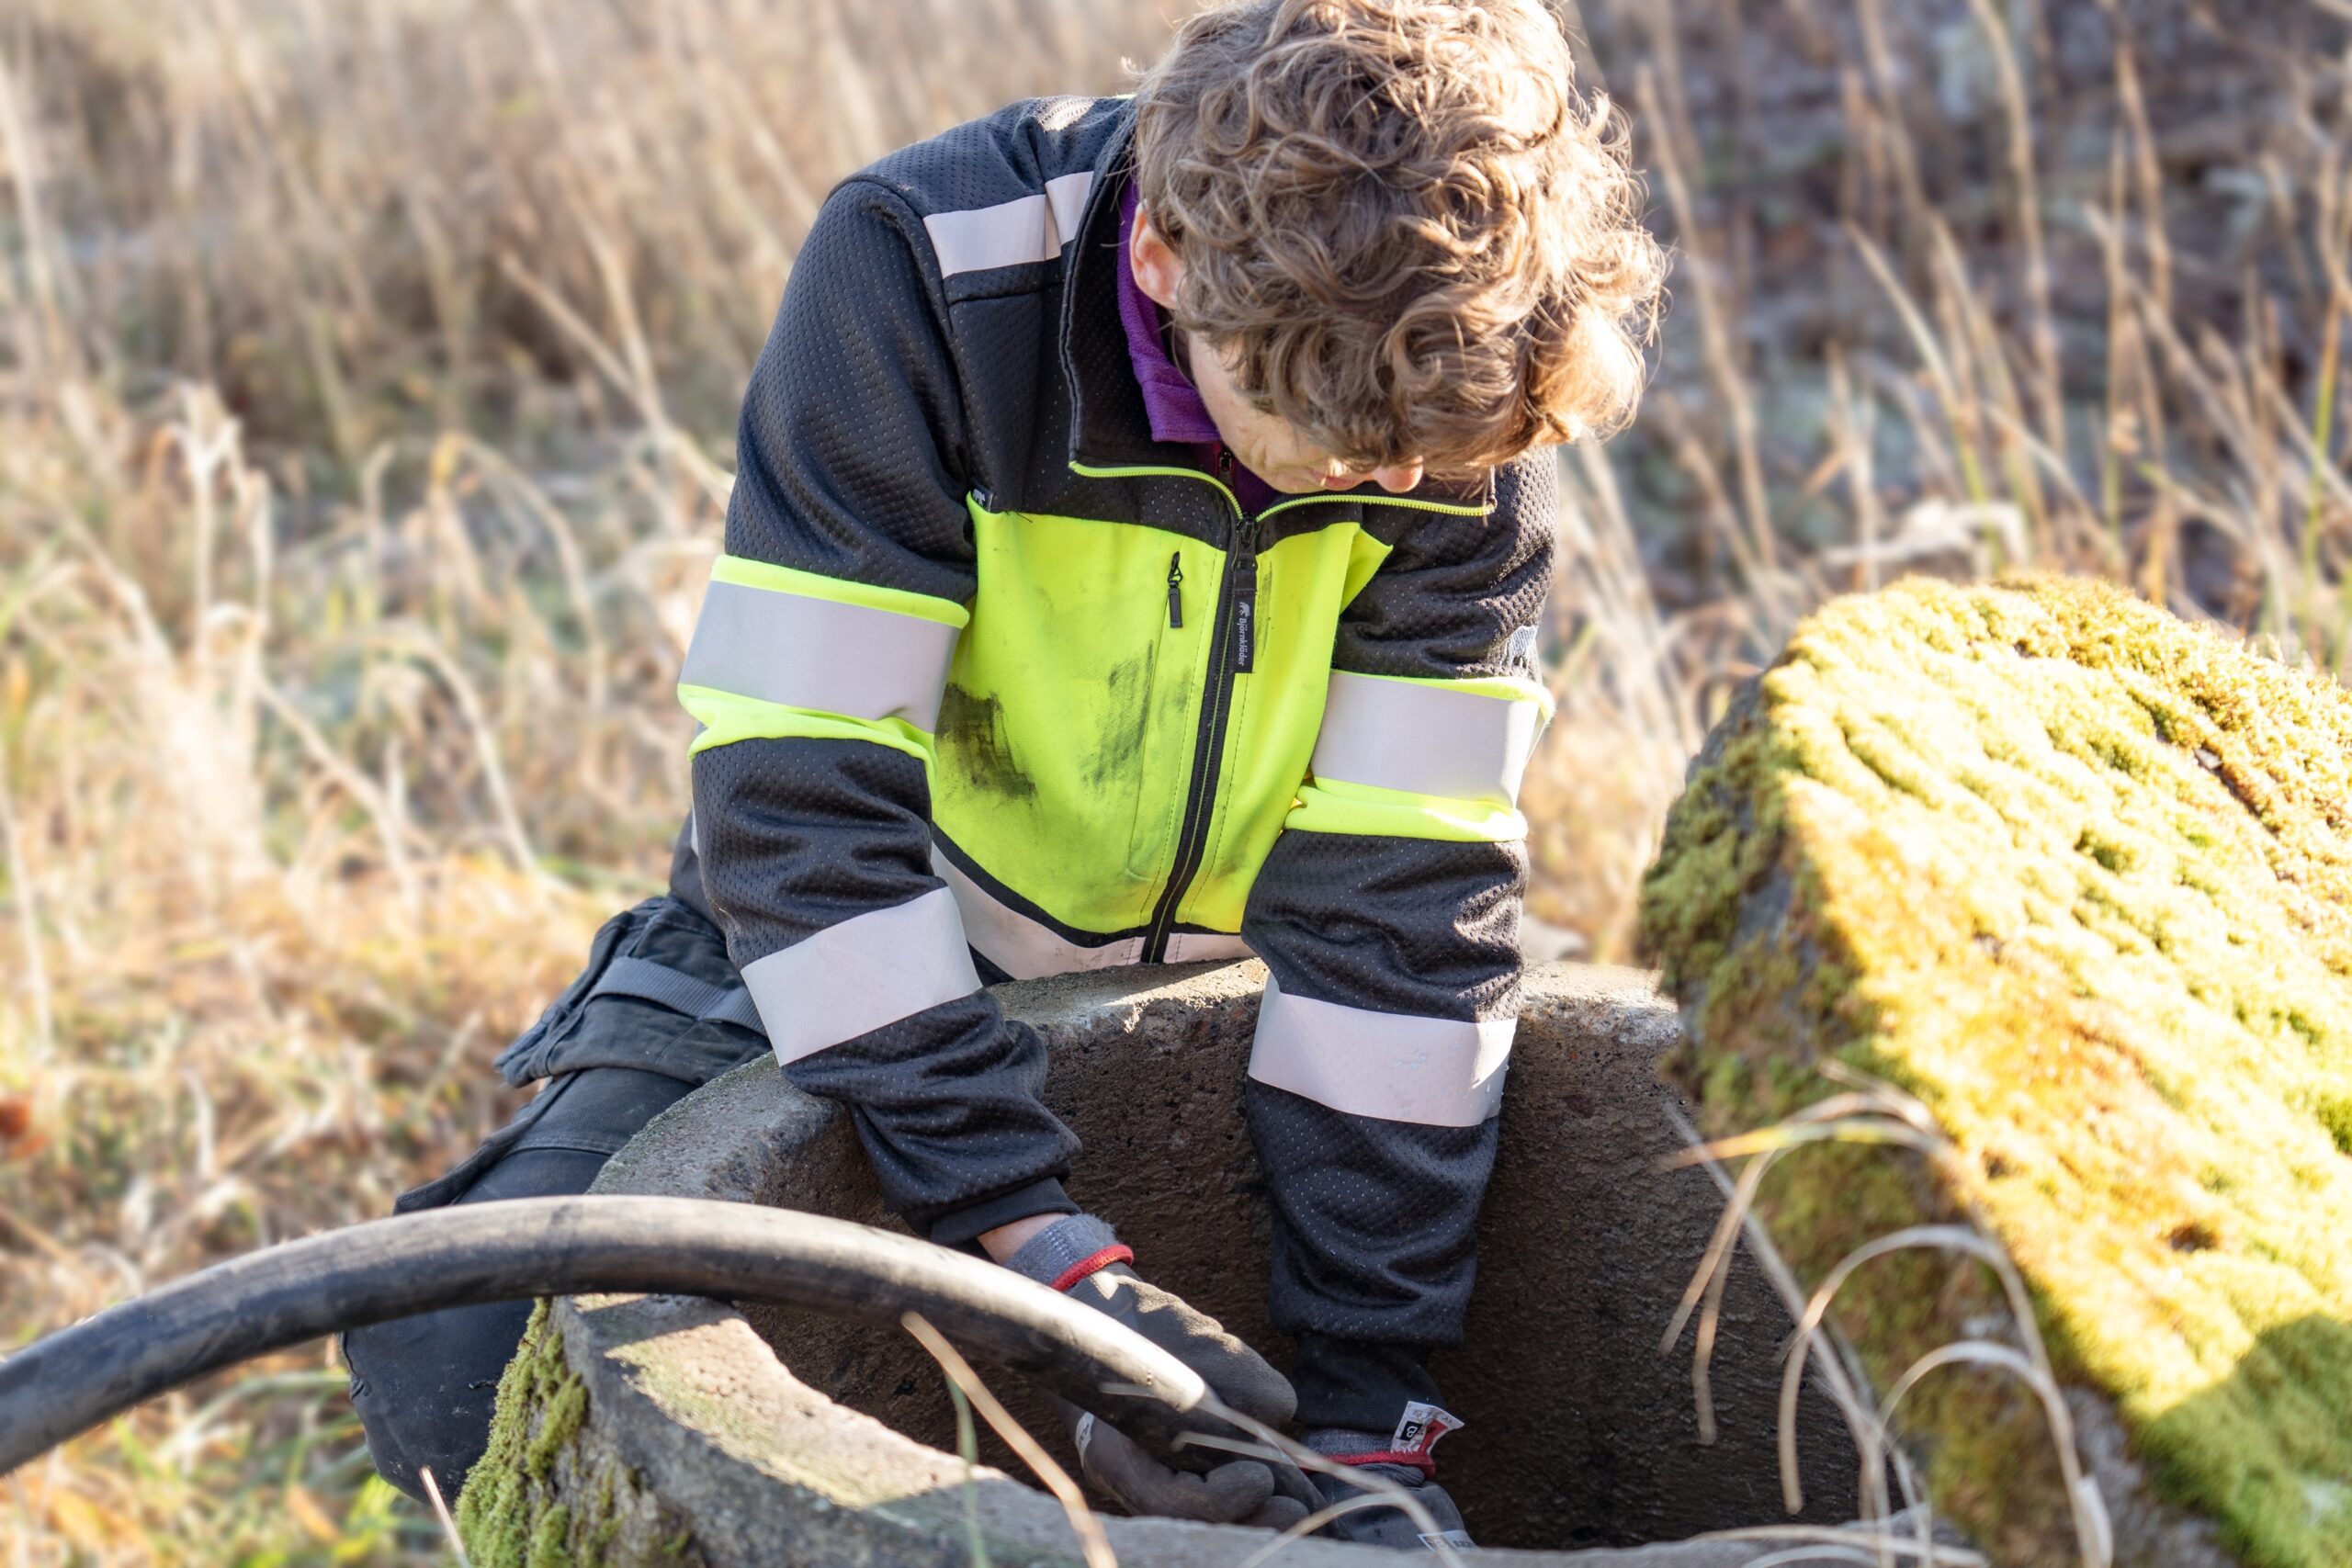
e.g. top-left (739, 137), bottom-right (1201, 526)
top-left (726, 178), bottom-right (977, 602)
top-left (1336, 450), bottom-right (1556, 681)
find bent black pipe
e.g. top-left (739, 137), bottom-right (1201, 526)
top-left (0, 1195), bottom-right (1284, 1494)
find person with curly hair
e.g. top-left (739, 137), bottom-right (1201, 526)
top-left (345, 0), bottom-right (1666, 1548)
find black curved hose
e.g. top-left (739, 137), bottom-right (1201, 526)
top-left (0, 1196), bottom-right (1273, 1486)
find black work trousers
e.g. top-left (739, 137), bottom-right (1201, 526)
top-left (343, 897), bottom-right (770, 1503)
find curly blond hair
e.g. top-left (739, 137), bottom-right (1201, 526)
top-left (1132, 0), bottom-right (1666, 476)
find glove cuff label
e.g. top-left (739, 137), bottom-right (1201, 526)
top-left (1317, 1402), bottom-right (1465, 1478)
top-left (1384, 1401), bottom-right (1465, 1469)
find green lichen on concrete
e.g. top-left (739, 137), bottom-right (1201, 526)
top-left (1641, 576), bottom-right (2352, 1568)
top-left (528, 1506), bottom-right (572, 1568)
top-left (455, 1301), bottom-right (701, 1568)
top-left (527, 1374), bottom-right (588, 1481)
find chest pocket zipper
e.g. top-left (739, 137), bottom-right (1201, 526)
top-left (1122, 549), bottom-right (1187, 881)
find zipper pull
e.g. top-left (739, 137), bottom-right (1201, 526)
top-left (1232, 526), bottom-right (1259, 673)
top-left (1166, 551), bottom-right (1184, 628)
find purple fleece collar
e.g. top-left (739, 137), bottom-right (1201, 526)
top-left (1115, 182), bottom-right (1222, 445)
top-left (1114, 182), bottom-right (1277, 513)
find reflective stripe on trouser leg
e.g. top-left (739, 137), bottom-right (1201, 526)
top-left (1310, 671), bottom-right (1547, 808)
top-left (1246, 972), bottom-right (1512, 1127)
top-left (683, 579), bottom-right (961, 731)
top-left (739, 887), bottom-right (982, 1064)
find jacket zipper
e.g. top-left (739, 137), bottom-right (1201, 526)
top-left (1141, 447), bottom-right (1255, 962)
top-left (1064, 453), bottom-right (1489, 963)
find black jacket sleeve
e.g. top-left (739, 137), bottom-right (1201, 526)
top-left (686, 178), bottom-right (1079, 1243)
top-left (1240, 452), bottom-right (1556, 1431)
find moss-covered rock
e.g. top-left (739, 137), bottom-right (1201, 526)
top-left (455, 1301), bottom-right (703, 1568)
top-left (1641, 576), bottom-right (2352, 1568)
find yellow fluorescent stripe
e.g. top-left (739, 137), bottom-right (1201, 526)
top-left (1284, 775), bottom-right (1528, 844)
top-left (709, 554), bottom-right (970, 630)
top-left (1300, 491), bottom-right (1493, 519)
top-left (1063, 462), bottom-right (1242, 518)
top-left (1332, 669), bottom-right (1557, 724)
top-left (1062, 464), bottom-right (1492, 521)
top-left (679, 684), bottom-right (936, 768)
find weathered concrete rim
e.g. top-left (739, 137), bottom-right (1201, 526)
top-left (559, 960), bottom-right (1856, 1567)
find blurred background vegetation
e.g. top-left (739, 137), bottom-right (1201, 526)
top-left (1, 0), bottom-right (2346, 1559)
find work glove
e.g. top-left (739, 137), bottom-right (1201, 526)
top-left (1006, 1214), bottom-right (1307, 1529)
top-left (1045, 1394), bottom-right (1302, 1524)
top-left (1305, 1406), bottom-right (1476, 1552)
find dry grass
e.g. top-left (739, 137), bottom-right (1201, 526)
top-left (2, 0), bottom-right (2348, 1560)
top-left (1534, 0), bottom-right (2352, 958)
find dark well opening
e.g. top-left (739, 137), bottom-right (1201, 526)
top-left (693, 962), bottom-right (1857, 1551)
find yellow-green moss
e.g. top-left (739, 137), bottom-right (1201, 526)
top-left (454, 1302), bottom-right (698, 1568)
top-left (1642, 577), bottom-right (2352, 1568)
top-left (528, 1506), bottom-right (573, 1568)
top-left (527, 1375), bottom-right (589, 1482)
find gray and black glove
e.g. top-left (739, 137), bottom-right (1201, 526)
top-left (1006, 1214), bottom-right (1306, 1529)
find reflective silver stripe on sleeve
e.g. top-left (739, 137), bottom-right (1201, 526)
top-left (1309, 672), bottom-right (1544, 807)
top-left (1246, 972), bottom-right (1512, 1126)
top-left (682, 580), bottom-right (960, 731)
top-left (739, 887), bottom-right (981, 1064)
top-left (930, 847), bottom-right (1143, 979)
top-left (923, 172), bottom-right (1095, 278)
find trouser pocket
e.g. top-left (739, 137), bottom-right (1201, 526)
top-left (492, 895), bottom-right (768, 1089)
top-left (399, 897), bottom-right (765, 1215)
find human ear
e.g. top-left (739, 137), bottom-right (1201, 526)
top-left (1129, 205), bottom-right (1184, 310)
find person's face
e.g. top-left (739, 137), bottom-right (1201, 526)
top-left (1130, 206), bottom-right (1428, 497)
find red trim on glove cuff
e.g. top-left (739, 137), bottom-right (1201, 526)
top-left (1325, 1450), bottom-right (1440, 1478)
top-left (1048, 1244), bottom-right (1134, 1294)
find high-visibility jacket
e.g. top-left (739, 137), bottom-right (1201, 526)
top-left (668, 94), bottom-right (1555, 1432)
